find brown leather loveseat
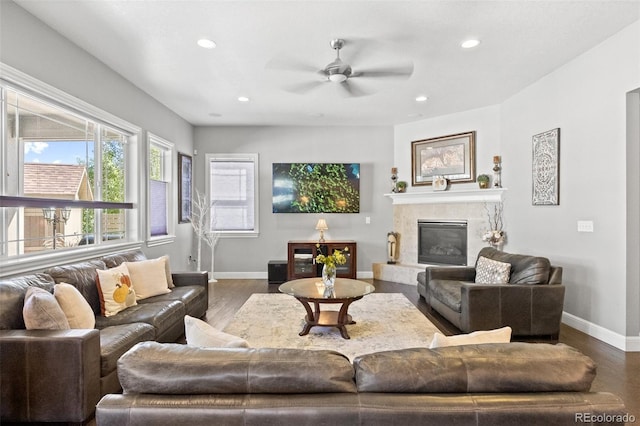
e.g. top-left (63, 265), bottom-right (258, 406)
top-left (418, 247), bottom-right (565, 338)
top-left (96, 341), bottom-right (627, 425)
top-left (0, 249), bottom-right (208, 424)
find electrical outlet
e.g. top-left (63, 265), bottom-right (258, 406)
top-left (577, 220), bottom-right (594, 233)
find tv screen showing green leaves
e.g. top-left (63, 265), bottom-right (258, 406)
top-left (272, 163), bottom-right (360, 213)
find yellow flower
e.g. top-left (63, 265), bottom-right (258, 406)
top-left (315, 245), bottom-right (348, 268)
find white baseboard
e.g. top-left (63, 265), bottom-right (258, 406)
top-left (562, 312), bottom-right (640, 352)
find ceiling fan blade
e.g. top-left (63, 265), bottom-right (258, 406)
top-left (285, 80), bottom-right (326, 94)
top-left (266, 57), bottom-right (322, 74)
top-left (339, 80), bottom-right (370, 98)
top-left (352, 63), bottom-right (414, 79)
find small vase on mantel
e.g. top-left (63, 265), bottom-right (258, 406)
top-left (322, 264), bottom-right (336, 290)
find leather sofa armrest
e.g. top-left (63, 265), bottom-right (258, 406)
top-left (426, 266), bottom-right (476, 282)
top-left (171, 271), bottom-right (209, 288)
top-left (0, 329), bottom-right (101, 423)
top-left (460, 283), bottom-right (566, 335)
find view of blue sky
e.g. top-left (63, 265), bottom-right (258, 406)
top-left (24, 140), bottom-right (93, 165)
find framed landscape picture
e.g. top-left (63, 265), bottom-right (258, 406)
top-left (178, 153), bottom-right (192, 223)
top-left (532, 128), bottom-right (560, 205)
top-left (411, 131), bottom-right (476, 186)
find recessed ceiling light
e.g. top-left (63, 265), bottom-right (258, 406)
top-left (461, 39), bottom-right (480, 49)
top-left (415, 95), bottom-right (428, 102)
top-left (197, 38), bottom-right (216, 49)
top-left (237, 96), bottom-right (250, 102)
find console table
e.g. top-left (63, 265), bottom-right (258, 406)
top-left (287, 240), bottom-right (357, 280)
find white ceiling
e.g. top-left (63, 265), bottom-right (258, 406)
top-left (14, 0), bottom-right (640, 126)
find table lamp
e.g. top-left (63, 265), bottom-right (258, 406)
top-left (315, 219), bottom-right (328, 243)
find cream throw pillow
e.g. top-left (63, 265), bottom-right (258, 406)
top-left (23, 287), bottom-right (70, 330)
top-left (475, 256), bottom-right (511, 284)
top-left (125, 258), bottom-right (171, 300)
top-left (159, 255), bottom-right (175, 288)
top-left (429, 326), bottom-right (512, 349)
top-left (96, 263), bottom-right (137, 317)
top-left (184, 315), bottom-right (249, 348)
top-left (54, 283), bottom-right (95, 329)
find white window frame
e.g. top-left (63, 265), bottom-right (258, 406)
top-left (206, 153), bottom-right (259, 238)
top-left (0, 63), bottom-right (142, 277)
top-left (147, 133), bottom-right (175, 246)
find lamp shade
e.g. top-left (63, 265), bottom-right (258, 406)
top-left (315, 219), bottom-right (328, 231)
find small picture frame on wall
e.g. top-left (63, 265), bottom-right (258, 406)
top-left (178, 153), bottom-right (192, 223)
top-left (532, 128), bottom-right (560, 205)
top-left (411, 131), bottom-right (476, 186)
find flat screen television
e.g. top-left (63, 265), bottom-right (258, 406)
top-left (272, 163), bottom-right (360, 213)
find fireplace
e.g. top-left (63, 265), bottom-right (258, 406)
top-left (418, 220), bottom-right (467, 265)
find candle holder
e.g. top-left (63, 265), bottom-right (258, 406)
top-left (390, 167), bottom-right (398, 193)
top-left (492, 156), bottom-right (502, 188)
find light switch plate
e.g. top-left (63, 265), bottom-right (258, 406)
top-left (577, 220), bottom-right (594, 232)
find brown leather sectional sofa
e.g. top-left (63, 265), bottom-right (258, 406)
top-left (0, 249), bottom-right (208, 424)
top-left (418, 247), bottom-right (565, 338)
top-left (96, 341), bottom-right (627, 426)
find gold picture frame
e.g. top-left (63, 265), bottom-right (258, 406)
top-left (411, 131), bottom-right (476, 186)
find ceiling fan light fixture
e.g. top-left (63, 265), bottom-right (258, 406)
top-left (329, 73), bottom-right (347, 83)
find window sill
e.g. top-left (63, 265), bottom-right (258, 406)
top-left (147, 235), bottom-right (176, 247)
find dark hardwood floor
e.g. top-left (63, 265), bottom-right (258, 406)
top-left (208, 278), bottom-right (640, 420)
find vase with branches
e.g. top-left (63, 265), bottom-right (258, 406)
top-left (190, 189), bottom-right (220, 281)
top-left (482, 202), bottom-right (506, 249)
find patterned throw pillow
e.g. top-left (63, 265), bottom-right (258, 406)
top-left (96, 263), bottom-right (137, 317)
top-left (475, 256), bottom-right (511, 284)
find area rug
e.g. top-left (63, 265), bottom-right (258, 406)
top-left (223, 293), bottom-right (440, 360)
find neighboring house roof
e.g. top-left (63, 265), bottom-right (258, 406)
top-left (24, 163), bottom-right (91, 198)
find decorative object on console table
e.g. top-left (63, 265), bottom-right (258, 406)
top-left (387, 232), bottom-right (399, 264)
top-left (315, 245), bottom-right (347, 290)
top-left (482, 202), bottom-right (506, 249)
top-left (315, 218), bottom-right (328, 243)
top-left (477, 174), bottom-right (490, 189)
top-left (411, 131), bottom-right (476, 186)
top-left (492, 155), bottom-right (502, 188)
top-left (390, 167), bottom-right (398, 192)
top-left (532, 128), bottom-right (560, 205)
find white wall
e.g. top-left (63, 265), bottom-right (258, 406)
top-left (193, 126), bottom-right (394, 277)
top-left (0, 2), bottom-right (195, 270)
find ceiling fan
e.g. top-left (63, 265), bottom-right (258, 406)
top-left (270, 38), bottom-right (414, 97)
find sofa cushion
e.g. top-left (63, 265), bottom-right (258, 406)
top-left (94, 300), bottom-right (185, 340)
top-left (23, 287), bottom-right (70, 330)
top-left (45, 260), bottom-right (107, 315)
top-left (475, 256), bottom-right (511, 284)
top-left (118, 342), bottom-right (357, 394)
top-left (429, 326), bottom-right (512, 348)
top-left (0, 273), bottom-right (55, 330)
top-left (99, 323), bottom-right (155, 376)
top-left (54, 283), bottom-right (96, 329)
top-left (354, 343), bottom-right (595, 393)
top-left (477, 247), bottom-right (551, 284)
top-left (184, 315), bottom-right (249, 348)
top-left (96, 264), bottom-right (137, 317)
top-left (138, 285), bottom-right (206, 317)
top-left (125, 258), bottom-right (171, 300)
top-left (428, 280), bottom-right (463, 312)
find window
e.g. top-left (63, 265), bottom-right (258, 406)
top-left (147, 133), bottom-right (174, 244)
top-left (1, 65), bottom-right (140, 272)
top-left (207, 153), bottom-right (259, 236)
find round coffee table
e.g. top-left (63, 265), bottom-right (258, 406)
top-left (279, 278), bottom-right (375, 339)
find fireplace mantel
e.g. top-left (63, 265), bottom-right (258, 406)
top-left (384, 188), bottom-right (507, 205)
